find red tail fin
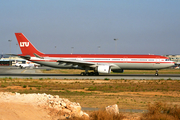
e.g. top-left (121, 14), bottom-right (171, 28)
top-left (15, 33), bottom-right (44, 56)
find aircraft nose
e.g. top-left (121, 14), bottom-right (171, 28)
top-left (171, 61), bottom-right (175, 66)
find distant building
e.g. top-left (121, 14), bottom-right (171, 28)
top-left (0, 56), bottom-right (40, 67)
top-left (164, 55), bottom-right (180, 65)
top-left (0, 56), bottom-right (26, 66)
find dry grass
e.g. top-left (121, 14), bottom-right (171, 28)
top-left (42, 69), bottom-right (86, 74)
top-left (41, 69), bottom-right (180, 74)
top-left (140, 102), bottom-right (180, 120)
top-left (66, 109), bottom-right (125, 120)
top-left (1, 78), bottom-right (180, 110)
top-left (60, 102), bottom-right (180, 120)
top-left (89, 109), bottom-right (125, 120)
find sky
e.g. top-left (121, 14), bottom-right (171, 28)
top-left (0, 0), bottom-right (180, 55)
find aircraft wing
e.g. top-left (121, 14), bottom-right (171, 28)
top-left (56, 59), bottom-right (117, 68)
top-left (33, 53), bottom-right (116, 68)
top-left (57, 59), bottom-right (97, 67)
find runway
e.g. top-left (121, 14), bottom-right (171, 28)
top-left (0, 66), bottom-right (180, 80)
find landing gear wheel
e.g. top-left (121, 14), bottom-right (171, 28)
top-left (155, 70), bottom-right (159, 76)
top-left (94, 72), bottom-right (99, 76)
top-left (80, 72), bottom-right (84, 76)
top-left (80, 72), bottom-right (99, 76)
top-left (155, 73), bottom-right (159, 76)
top-left (80, 72), bottom-right (86, 76)
top-left (89, 72), bottom-right (94, 76)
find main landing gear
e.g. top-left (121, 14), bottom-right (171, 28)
top-left (155, 70), bottom-right (159, 76)
top-left (80, 72), bottom-right (99, 76)
top-left (80, 67), bottom-right (99, 76)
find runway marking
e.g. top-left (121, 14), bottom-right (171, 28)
top-left (21, 70), bottom-right (26, 73)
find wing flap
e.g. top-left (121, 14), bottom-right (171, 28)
top-left (57, 59), bottom-right (118, 68)
top-left (57, 59), bottom-right (96, 67)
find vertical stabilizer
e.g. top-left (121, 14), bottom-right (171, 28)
top-left (15, 33), bottom-right (44, 56)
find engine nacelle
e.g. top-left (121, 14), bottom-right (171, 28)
top-left (97, 65), bottom-right (111, 74)
top-left (112, 69), bottom-right (124, 73)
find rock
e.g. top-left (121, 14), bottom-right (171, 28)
top-left (106, 104), bottom-right (119, 115)
top-left (70, 105), bottom-right (82, 117)
top-left (54, 95), bottom-right (59, 99)
top-left (82, 112), bottom-right (90, 120)
top-left (60, 102), bottom-right (66, 107)
top-left (15, 92), bottom-right (20, 95)
top-left (0, 92), bottom-right (89, 119)
top-left (61, 109), bottom-right (71, 115)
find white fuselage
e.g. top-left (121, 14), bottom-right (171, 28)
top-left (28, 56), bottom-right (174, 70)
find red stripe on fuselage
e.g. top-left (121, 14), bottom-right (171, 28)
top-left (37, 54), bottom-right (168, 59)
top-left (30, 60), bottom-right (173, 64)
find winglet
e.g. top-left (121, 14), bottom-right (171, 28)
top-left (15, 33), bottom-right (44, 56)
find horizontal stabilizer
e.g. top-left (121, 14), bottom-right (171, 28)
top-left (6, 54), bottom-right (31, 60)
top-left (33, 53), bottom-right (44, 59)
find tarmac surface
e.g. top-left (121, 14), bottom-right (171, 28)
top-left (0, 66), bottom-right (180, 80)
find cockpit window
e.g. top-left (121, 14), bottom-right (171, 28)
top-left (165, 59), bottom-right (170, 61)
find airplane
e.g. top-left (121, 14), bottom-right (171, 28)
top-left (12, 33), bottom-right (174, 76)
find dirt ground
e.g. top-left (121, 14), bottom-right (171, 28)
top-left (0, 102), bottom-right (51, 120)
top-left (0, 102), bottom-right (141, 120)
top-left (0, 92), bottom-right (141, 120)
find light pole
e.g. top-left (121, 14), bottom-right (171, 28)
top-left (55, 46), bottom-right (56, 54)
top-left (71, 47), bottom-right (74, 54)
top-left (16, 43), bottom-right (18, 54)
top-left (114, 38), bottom-right (118, 54)
top-left (8, 40), bottom-right (12, 66)
top-left (8, 40), bottom-right (12, 53)
top-left (1, 51), bottom-right (3, 59)
top-left (98, 46), bottom-right (100, 54)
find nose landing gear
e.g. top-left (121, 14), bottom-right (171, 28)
top-left (155, 70), bottom-right (159, 76)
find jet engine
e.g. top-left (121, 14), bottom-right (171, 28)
top-left (97, 65), bottom-right (111, 74)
